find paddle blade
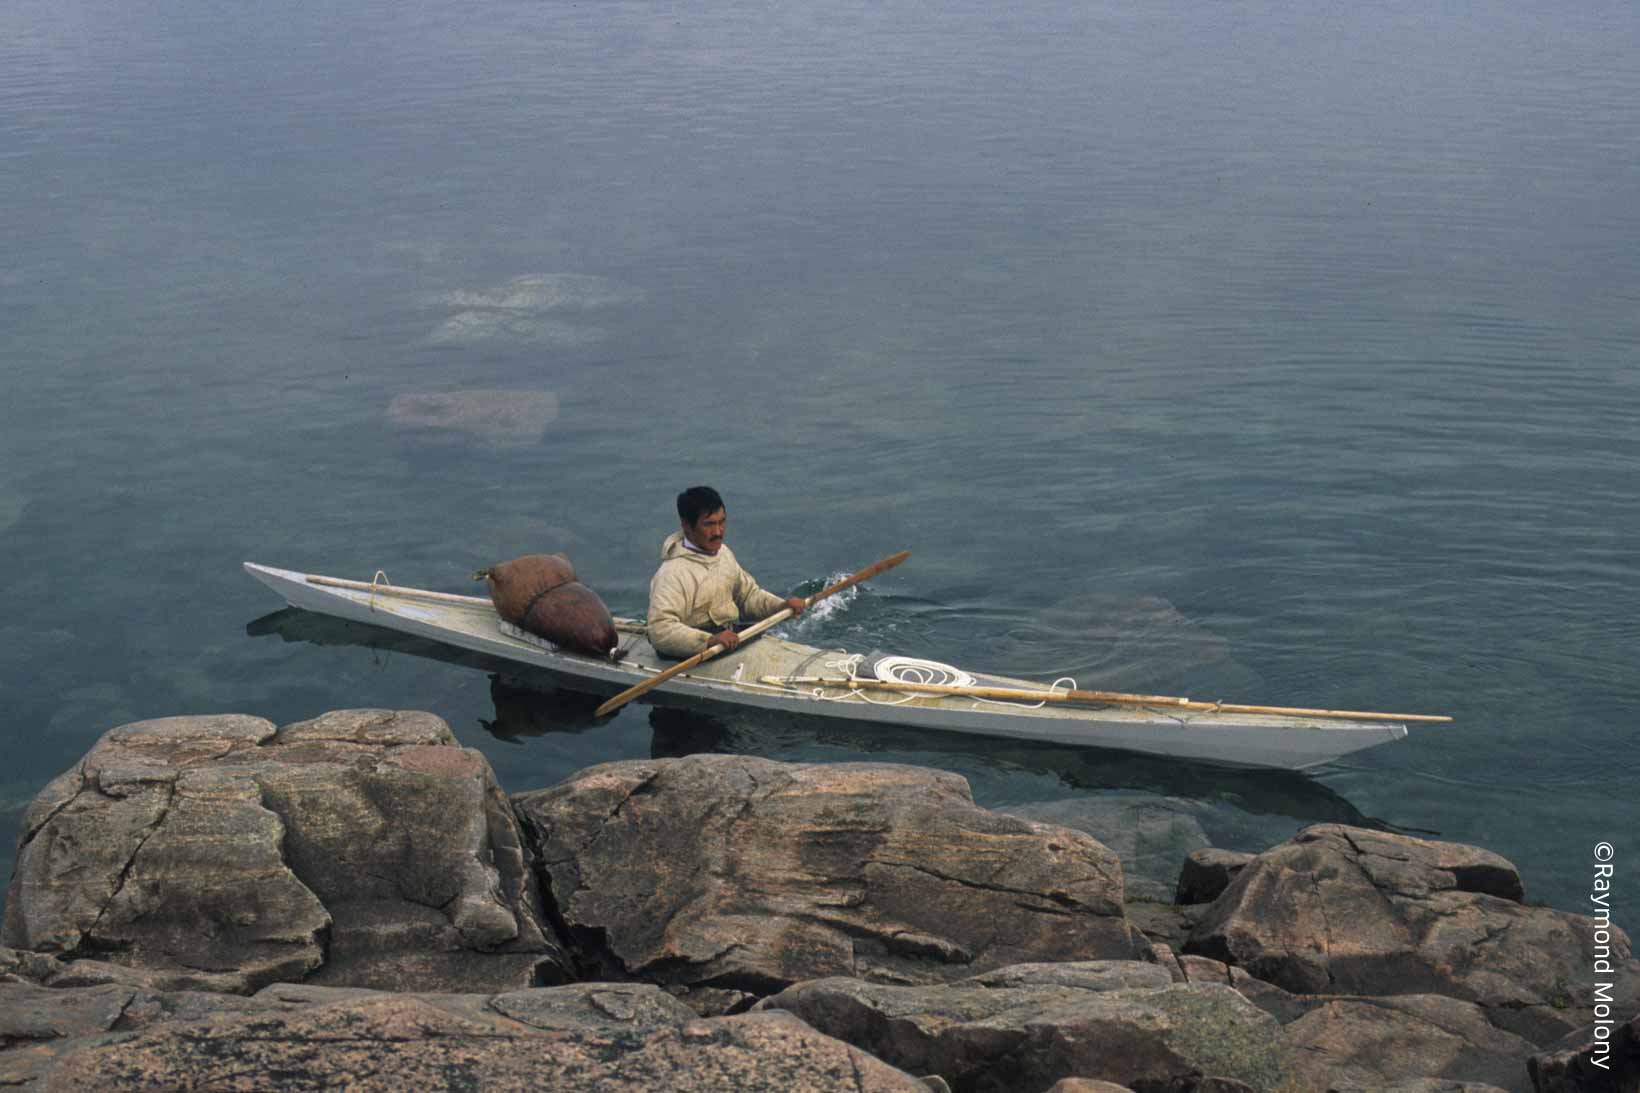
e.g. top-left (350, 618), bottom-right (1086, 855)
top-left (807, 550), bottom-right (910, 605)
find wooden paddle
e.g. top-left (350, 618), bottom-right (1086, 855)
top-left (593, 550), bottom-right (911, 718)
top-left (769, 676), bottom-right (1451, 723)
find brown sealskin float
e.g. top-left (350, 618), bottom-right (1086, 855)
top-left (475, 553), bottom-right (617, 657)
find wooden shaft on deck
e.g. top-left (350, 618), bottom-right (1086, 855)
top-left (1181, 700), bottom-right (1450, 723)
top-left (776, 678), bottom-right (1189, 706)
top-left (780, 676), bottom-right (1450, 723)
top-left (306, 574), bottom-right (491, 606)
top-left (593, 550), bottom-right (911, 718)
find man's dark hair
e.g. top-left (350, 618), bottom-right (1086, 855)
top-left (677, 486), bottom-right (725, 525)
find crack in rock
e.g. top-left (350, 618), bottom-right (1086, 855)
top-left (1013, 900), bottom-right (1079, 918)
top-left (1308, 870), bottom-right (1338, 990)
top-left (867, 859), bottom-right (1089, 908)
top-left (13, 772), bottom-right (89, 854)
top-left (80, 782), bottom-right (178, 951)
top-left (606, 772), bottom-right (661, 822)
top-left (848, 1045), bottom-right (869, 1093)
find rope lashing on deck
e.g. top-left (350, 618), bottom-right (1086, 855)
top-left (786, 653), bottom-right (1079, 710)
top-left (812, 653), bottom-right (973, 706)
top-left (369, 570), bottom-right (392, 611)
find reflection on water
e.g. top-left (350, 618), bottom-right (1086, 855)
top-left (252, 603), bottom-right (1385, 831)
top-left (249, 602), bottom-right (1425, 901)
top-left (637, 703), bottom-right (1399, 902)
top-left (639, 704), bottom-right (1385, 832)
top-left (483, 676), bottom-right (604, 742)
top-left (247, 607), bottom-right (578, 691)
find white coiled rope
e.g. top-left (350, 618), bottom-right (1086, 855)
top-left (808, 654), bottom-right (1071, 708)
top-left (809, 654), bottom-right (953, 705)
top-left (868, 655), bottom-right (976, 688)
top-left (756, 652), bottom-right (1077, 710)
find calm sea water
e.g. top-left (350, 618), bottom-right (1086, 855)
top-left (4, 0), bottom-right (1637, 926)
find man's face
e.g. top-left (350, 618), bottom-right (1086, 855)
top-left (686, 507), bottom-right (727, 555)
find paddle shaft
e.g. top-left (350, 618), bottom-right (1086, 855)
top-left (593, 550), bottom-right (911, 718)
top-left (780, 677), bottom-right (1450, 723)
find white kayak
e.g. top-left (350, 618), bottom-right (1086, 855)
top-left (243, 562), bottom-right (1409, 771)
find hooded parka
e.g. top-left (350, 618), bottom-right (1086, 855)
top-left (646, 531), bottom-right (787, 657)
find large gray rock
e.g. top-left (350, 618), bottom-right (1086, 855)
top-left (1160, 948), bottom-right (1543, 1091)
top-left (1183, 825), bottom-right (1638, 1045)
top-left (0, 980), bottom-right (134, 1048)
top-left (1527, 1011), bottom-right (1640, 1092)
top-left (1126, 901), bottom-right (1210, 952)
top-left (0, 977), bottom-right (738, 1089)
top-left (0, 946), bottom-right (66, 984)
top-left (0, 979), bottom-right (278, 1088)
top-left (1174, 848), bottom-right (1254, 905)
top-left (513, 756), bottom-right (1146, 995)
top-left (250, 980), bottom-right (699, 1034)
top-left (19, 996), bottom-right (928, 1092)
top-left (1151, 947), bottom-right (1315, 1025)
top-left (1331, 1076), bottom-right (1508, 1083)
top-left (2, 711), bottom-right (570, 993)
top-left (1282, 995), bottom-right (1539, 1092)
top-left (0, 977), bottom-right (693, 1039)
top-left (758, 962), bottom-right (1292, 1092)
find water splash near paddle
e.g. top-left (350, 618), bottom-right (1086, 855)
top-left (780, 572), bottom-right (860, 630)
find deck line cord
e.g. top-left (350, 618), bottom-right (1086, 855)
top-left (369, 570), bottom-right (391, 612)
top-left (765, 653), bottom-right (1079, 710)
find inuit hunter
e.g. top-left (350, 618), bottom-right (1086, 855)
top-left (647, 486), bottom-right (805, 658)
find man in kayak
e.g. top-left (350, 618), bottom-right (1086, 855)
top-left (647, 486), bottom-right (805, 658)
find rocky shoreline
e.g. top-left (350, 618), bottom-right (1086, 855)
top-left (1, 709), bottom-right (1633, 1091)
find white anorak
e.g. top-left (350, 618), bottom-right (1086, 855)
top-left (646, 531), bottom-right (788, 657)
